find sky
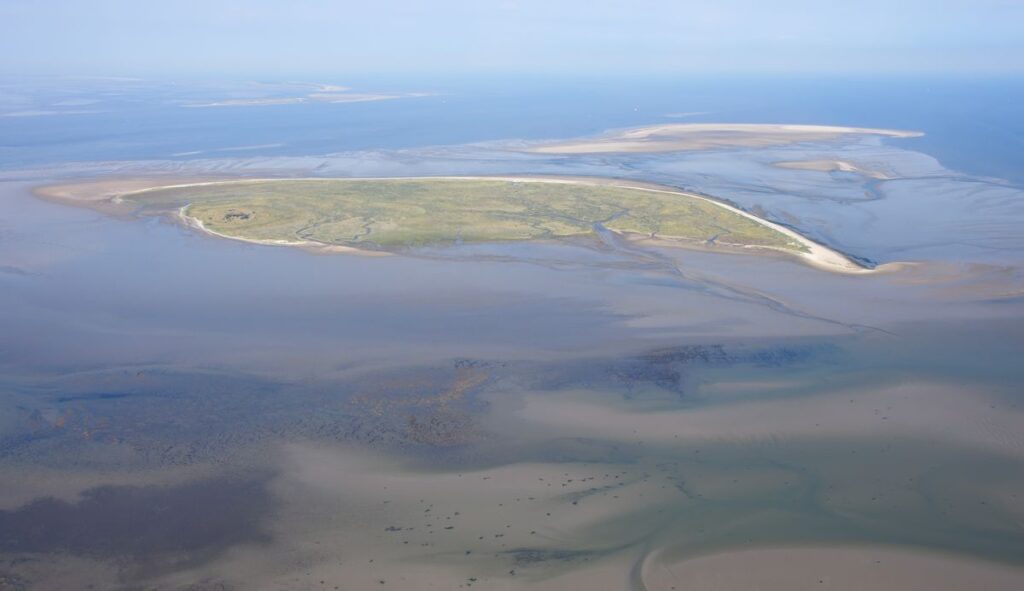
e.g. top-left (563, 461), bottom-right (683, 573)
top-left (1, 0), bottom-right (1022, 77)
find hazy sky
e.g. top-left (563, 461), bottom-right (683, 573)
top-left (2, 0), bottom-right (1022, 77)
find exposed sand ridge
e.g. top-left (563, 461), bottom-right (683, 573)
top-left (528, 123), bottom-right (923, 154)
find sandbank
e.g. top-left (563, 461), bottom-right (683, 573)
top-left (774, 159), bottom-right (894, 179)
top-left (528, 123), bottom-right (923, 154)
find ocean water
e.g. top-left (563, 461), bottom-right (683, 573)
top-left (2, 75), bottom-right (1022, 184)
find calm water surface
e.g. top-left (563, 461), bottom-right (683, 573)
top-left (1, 76), bottom-right (1023, 589)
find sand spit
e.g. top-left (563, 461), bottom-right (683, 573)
top-left (774, 159), bottom-right (895, 180)
top-left (36, 175), bottom-right (877, 274)
top-left (528, 123), bottom-right (923, 154)
top-left (33, 177), bottom-right (215, 204)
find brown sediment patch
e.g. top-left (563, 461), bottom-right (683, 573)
top-left (349, 361), bottom-right (490, 415)
top-left (348, 361), bottom-right (492, 447)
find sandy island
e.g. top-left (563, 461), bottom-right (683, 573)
top-left (527, 123), bottom-right (923, 154)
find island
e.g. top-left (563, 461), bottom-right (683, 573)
top-left (37, 176), bottom-right (870, 273)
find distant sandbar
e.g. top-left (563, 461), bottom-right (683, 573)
top-left (528, 123), bottom-right (923, 154)
top-left (774, 159), bottom-right (894, 179)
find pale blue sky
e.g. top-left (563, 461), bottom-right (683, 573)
top-left (1, 0), bottom-right (1022, 76)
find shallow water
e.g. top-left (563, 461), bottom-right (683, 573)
top-left (2, 77), bottom-right (1024, 589)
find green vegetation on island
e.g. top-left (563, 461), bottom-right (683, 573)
top-left (126, 178), bottom-right (806, 253)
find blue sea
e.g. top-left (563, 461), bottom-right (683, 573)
top-left (2, 74), bottom-right (1021, 185)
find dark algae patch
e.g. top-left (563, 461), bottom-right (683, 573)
top-left (0, 473), bottom-right (274, 571)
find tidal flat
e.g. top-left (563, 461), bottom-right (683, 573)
top-left (2, 115), bottom-right (1024, 590)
